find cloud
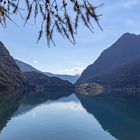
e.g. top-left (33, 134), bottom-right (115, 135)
top-left (123, 0), bottom-right (139, 8)
top-left (33, 60), bottom-right (38, 64)
top-left (63, 66), bottom-right (85, 75)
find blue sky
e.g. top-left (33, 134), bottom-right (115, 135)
top-left (0, 0), bottom-right (140, 75)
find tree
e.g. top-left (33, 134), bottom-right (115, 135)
top-left (0, 0), bottom-right (102, 46)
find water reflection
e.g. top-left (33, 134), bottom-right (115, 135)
top-left (0, 89), bottom-right (72, 133)
top-left (0, 89), bottom-right (140, 140)
top-left (76, 90), bottom-right (140, 140)
top-left (0, 89), bottom-right (115, 140)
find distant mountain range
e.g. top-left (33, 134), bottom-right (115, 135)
top-left (24, 71), bottom-right (73, 90)
top-left (43, 73), bottom-right (80, 84)
top-left (15, 59), bottom-right (39, 73)
top-left (77, 33), bottom-right (140, 88)
top-left (1, 32), bottom-right (140, 90)
top-left (15, 59), bottom-right (80, 84)
top-left (0, 42), bottom-right (73, 91)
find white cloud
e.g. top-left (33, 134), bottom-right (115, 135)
top-left (63, 66), bottom-right (85, 75)
top-left (123, 0), bottom-right (139, 8)
top-left (33, 60), bottom-right (38, 64)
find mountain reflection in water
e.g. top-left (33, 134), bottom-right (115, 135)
top-left (0, 89), bottom-right (140, 140)
top-left (77, 89), bottom-right (140, 140)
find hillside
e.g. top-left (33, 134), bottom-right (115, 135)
top-left (0, 42), bottom-right (74, 91)
top-left (24, 71), bottom-right (74, 89)
top-left (15, 59), bottom-right (39, 72)
top-left (0, 42), bottom-right (25, 91)
top-left (77, 33), bottom-right (140, 88)
top-left (15, 59), bottom-right (79, 83)
top-left (100, 56), bottom-right (140, 88)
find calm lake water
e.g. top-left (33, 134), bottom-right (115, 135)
top-left (0, 89), bottom-right (140, 140)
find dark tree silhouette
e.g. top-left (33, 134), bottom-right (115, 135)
top-left (0, 0), bottom-right (102, 46)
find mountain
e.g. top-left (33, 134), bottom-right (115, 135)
top-left (0, 42), bottom-right (74, 91)
top-left (77, 33), bottom-right (140, 88)
top-left (0, 42), bottom-right (25, 91)
top-left (101, 56), bottom-right (140, 88)
top-left (24, 71), bottom-right (74, 90)
top-left (15, 60), bottom-right (74, 90)
top-left (15, 59), bottom-right (80, 83)
top-left (15, 59), bottom-right (39, 72)
top-left (15, 60), bottom-right (74, 89)
top-left (44, 72), bottom-right (80, 84)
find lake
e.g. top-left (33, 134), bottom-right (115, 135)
top-left (0, 89), bottom-right (140, 140)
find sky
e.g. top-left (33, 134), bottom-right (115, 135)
top-left (0, 0), bottom-right (140, 75)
